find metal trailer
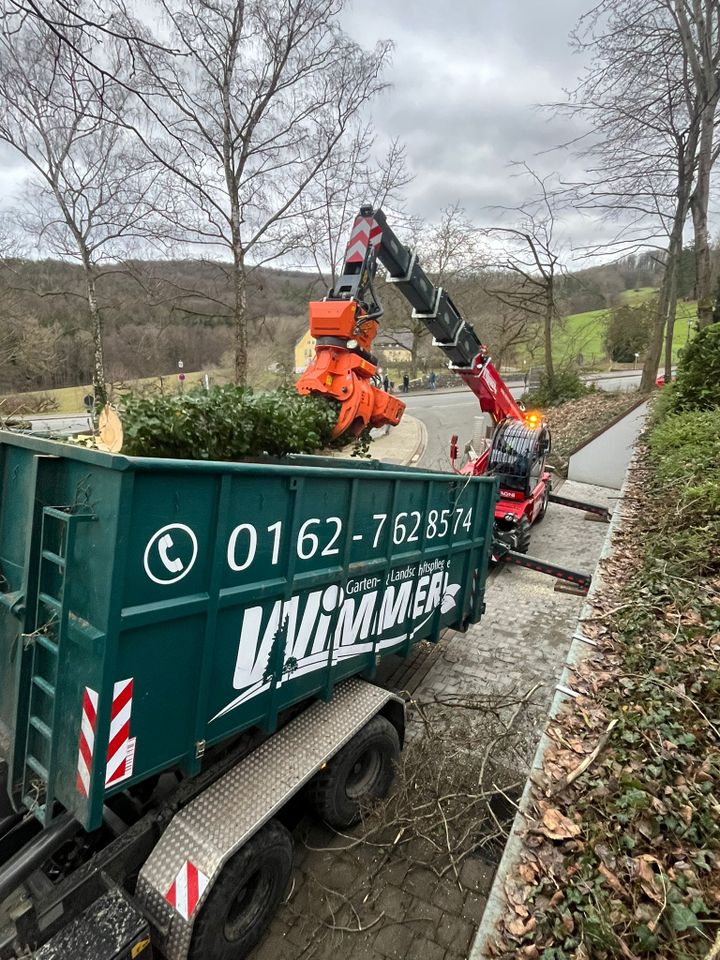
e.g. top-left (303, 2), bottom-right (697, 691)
top-left (0, 432), bottom-right (497, 960)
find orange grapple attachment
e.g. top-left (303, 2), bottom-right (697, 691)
top-left (296, 300), bottom-right (405, 438)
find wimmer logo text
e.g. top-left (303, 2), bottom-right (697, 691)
top-left (211, 560), bottom-right (460, 721)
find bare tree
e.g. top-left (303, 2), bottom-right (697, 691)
top-left (112, 0), bottom-right (391, 385)
top-left (476, 296), bottom-right (540, 371)
top-left (669, 0), bottom-right (720, 328)
top-left (303, 132), bottom-right (414, 290)
top-left (0, 3), bottom-right (156, 405)
top-left (565, 0), bottom-right (720, 389)
top-left (481, 169), bottom-right (567, 384)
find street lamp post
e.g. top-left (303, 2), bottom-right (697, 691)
top-left (634, 352), bottom-right (639, 370)
top-left (178, 360), bottom-right (185, 393)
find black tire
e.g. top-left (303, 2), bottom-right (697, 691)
top-left (514, 516), bottom-right (532, 553)
top-left (306, 715), bottom-right (400, 828)
top-left (188, 819), bottom-right (293, 960)
top-left (0, 762), bottom-right (14, 819)
top-left (536, 486), bottom-right (550, 522)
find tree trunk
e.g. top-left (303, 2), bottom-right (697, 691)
top-left (410, 336), bottom-right (419, 376)
top-left (690, 102), bottom-right (717, 328)
top-left (672, 0), bottom-right (719, 329)
top-left (543, 282), bottom-right (555, 383)
top-left (83, 265), bottom-right (107, 407)
top-left (640, 190), bottom-right (687, 392)
top-left (641, 248), bottom-right (674, 392)
top-left (663, 255), bottom-right (679, 382)
top-left (232, 233), bottom-right (248, 386)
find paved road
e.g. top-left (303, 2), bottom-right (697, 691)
top-left (405, 382), bottom-right (533, 471)
top-left (25, 413), bottom-right (93, 434)
top-left (584, 371), bottom-right (645, 392)
top-left (404, 392), bottom-right (480, 471)
top-left (405, 371), bottom-right (645, 471)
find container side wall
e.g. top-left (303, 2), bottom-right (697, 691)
top-left (0, 444), bottom-right (39, 759)
top-left (114, 463), bottom-right (497, 778)
top-left (0, 431), bottom-right (497, 833)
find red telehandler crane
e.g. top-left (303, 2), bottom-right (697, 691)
top-left (297, 206), bottom-right (609, 586)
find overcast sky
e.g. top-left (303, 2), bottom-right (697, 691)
top-left (342, 0), bottom-right (591, 223)
top-left (0, 0), bottom-right (598, 252)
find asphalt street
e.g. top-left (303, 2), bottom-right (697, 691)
top-left (405, 392), bottom-right (480, 471)
top-left (406, 371), bottom-right (645, 471)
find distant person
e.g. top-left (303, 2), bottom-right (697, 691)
top-left (402, 374), bottom-right (409, 393)
top-left (383, 374), bottom-right (390, 392)
top-left (428, 370), bottom-right (437, 390)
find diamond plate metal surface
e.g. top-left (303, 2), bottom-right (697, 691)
top-left (136, 679), bottom-right (401, 960)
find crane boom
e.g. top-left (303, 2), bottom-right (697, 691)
top-left (362, 208), bottom-right (524, 425)
top-left (296, 206), bottom-right (524, 437)
top-left (296, 204), bottom-right (556, 556)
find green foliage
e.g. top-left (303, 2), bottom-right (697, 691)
top-left (496, 394), bottom-right (720, 960)
top-left (121, 385), bottom-right (338, 460)
top-left (523, 369), bottom-right (592, 406)
top-left (647, 408), bottom-right (720, 573)
top-left (603, 299), bottom-right (655, 362)
top-left (670, 321), bottom-right (720, 412)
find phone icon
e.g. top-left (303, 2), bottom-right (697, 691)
top-left (143, 524), bottom-right (198, 585)
top-left (158, 534), bottom-right (184, 574)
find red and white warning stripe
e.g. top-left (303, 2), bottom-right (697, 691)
top-left (165, 860), bottom-right (210, 921)
top-left (344, 215), bottom-right (382, 263)
top-left (105, 677), bottom-right (134, 787)
top-left (76, 685), bottom-right (98, 797)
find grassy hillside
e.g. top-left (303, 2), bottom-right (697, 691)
top-left (546, 288), bottom-right (698, 367)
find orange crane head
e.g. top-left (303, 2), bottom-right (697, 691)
top-left (295, 211), bottom-right (405, 438)
top-left (296, 299), bottom-right (405, 438)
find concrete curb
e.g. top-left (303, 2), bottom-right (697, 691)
top-left (326, 414), bottom-right (428, 468)
top-left (468, 462), bottom-right (635, 959)
top-left (367, 414), bottom-right (427, 467)
top-left (405, 416), bottom-right (428, 466)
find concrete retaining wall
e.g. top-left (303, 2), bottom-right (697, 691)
top-left (568, 399), bottom-right (648, 489)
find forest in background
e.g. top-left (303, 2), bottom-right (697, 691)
top-left (0, 244), bottom-right (689, 395)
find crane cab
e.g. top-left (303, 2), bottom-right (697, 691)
top-left (488, 417), bottom-right (552, 551)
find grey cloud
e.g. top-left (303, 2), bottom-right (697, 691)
top-left (344, 0), bottom-right (593, 229)
top-left (0, 1), bottom-right (598, 251)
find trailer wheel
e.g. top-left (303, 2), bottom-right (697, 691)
top-left (307, 715), bottom-right (400, 828)
top-left (188, 819), bottom-right (293, 960)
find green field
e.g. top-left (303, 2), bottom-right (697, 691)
top-left (532, 288), bottom-right (698, 368)
top-left (10, 368), bottom-right (233, 415)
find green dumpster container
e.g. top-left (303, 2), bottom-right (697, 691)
top-left (0, 432), bottom-right (496, 831)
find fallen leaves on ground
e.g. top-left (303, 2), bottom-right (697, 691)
top-left (491, 409), bottom-right (720, 959)
top-left (539, 806), bottom-right (582, 841)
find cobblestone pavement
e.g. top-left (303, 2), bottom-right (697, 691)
top-left (416, 481), bottom-right (617, 723)
top-left (251, 480), bottom-right (616, 960)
